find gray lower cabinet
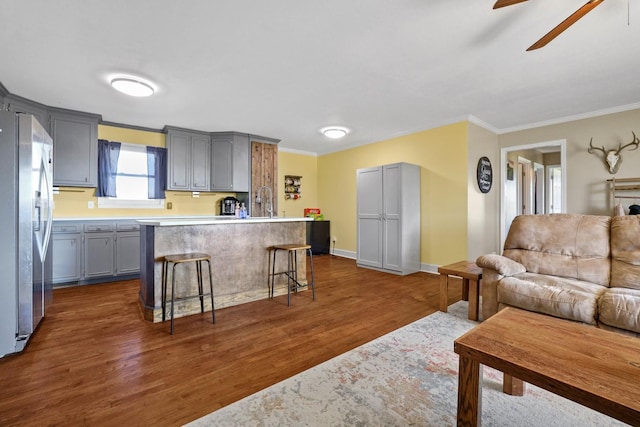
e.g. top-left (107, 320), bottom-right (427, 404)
top-left (52, 220), bottom-right (140, 285)
top-left (84, 232), bottom-right (114, 278)
top-left (49, 108), bottom-right (100, 187)
top-left (52, 225), bottom-right (83, 283)
top-left (356, 162), bottom-right (421, 275)
top-left (165, 127), bottom-right (211, 191)
top-left (115, 230), bottom-right (140, 275)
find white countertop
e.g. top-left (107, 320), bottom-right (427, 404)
top-left (53, 215), bottom-right (313, 223)
top-left (136, 216), bottom-right (314, 226)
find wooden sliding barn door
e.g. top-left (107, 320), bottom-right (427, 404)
top-left (251, 141), bottom-right (278, 217)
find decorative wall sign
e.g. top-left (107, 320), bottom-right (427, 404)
top-left (476, 156), bottom-right (492, 193)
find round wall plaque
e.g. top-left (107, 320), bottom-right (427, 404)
top-left (476, 156), bottom-right (492, 194)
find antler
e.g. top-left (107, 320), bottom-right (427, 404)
top-left (587, 138), bottom-right (606, 154)
top-left (615, 131), bottom-right (640, 154)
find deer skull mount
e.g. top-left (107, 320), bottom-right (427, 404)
top-left (588, 132), bottom-right (640, 174)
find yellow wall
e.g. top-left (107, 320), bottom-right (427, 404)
top-left (277, 151), bottom-right (318, 218)
top-left (53, 125), bottom-right (233, 218)
top-left (317, 122), bottom-right (469, 267)
top-left (53, 122), bottom-right (470, 268)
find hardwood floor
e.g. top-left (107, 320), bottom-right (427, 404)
top-left (0, 256), bottom-right (464, 426)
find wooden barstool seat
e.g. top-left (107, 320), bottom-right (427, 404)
top-left (268, 244), bottom-right (315, 306)
top-left (161, 252), bottom-right (215, 334)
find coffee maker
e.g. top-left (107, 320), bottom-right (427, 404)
top-left (220, 196), bottom-right (239, 215)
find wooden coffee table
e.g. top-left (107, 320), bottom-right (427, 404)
top-left (438, 261), bottom-right (482, 320)
top-left (454, 307), bottom-right (640, 426)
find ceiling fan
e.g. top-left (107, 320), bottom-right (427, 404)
top-left (493, 0), bottom-right (604, 51)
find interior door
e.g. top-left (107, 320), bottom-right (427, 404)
top-left (546, 165), bottom-right (562, 213)
top-left (517, 159), bottom-right (533, 215)
top-left (534, 162), bottom-right (545, 214)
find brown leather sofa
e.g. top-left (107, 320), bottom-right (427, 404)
top-left (477, 214), bottom-right (640, 336)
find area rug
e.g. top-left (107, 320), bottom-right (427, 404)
top-left (186, 302), bottom-right (625, 426)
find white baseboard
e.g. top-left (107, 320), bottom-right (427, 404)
top-left (331, 250), bottom-right (439, 275)
top-left (332, 249), bottom-right (356, 259)
top-left (421, 263), bottom-right (439, 274)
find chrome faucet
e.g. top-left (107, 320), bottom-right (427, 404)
top-left (255, 186), bottom-right (273, 218)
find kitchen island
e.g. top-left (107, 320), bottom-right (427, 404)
top-left (137, 217), bottom-right (313, 322)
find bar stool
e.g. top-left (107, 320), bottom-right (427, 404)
top-left (268, 244), bottom-right (315, 306)
top-left (161, 252), bottom-right (215, 334)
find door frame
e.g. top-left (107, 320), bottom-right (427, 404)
top-left (517, 157), bottom-right (532, 215)
top-left (500, 140), bottom-right (567, 251)
top-left (545, 164), bottom-right (562, 214)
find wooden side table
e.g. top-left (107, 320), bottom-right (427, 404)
top-left (438, 261), bottom-right (482, 321)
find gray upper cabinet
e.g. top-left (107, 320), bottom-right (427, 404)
top-left (0, 83), bottom-right (7, 110)
top-left (210, 132), bottom-right (250, 192)
top-left (356, 162), bottom-right (421, 276)
top-left (211, 137), bottom-right (233, 191)
top-left (168, 131), bottom-right (190, 189)
top-left (191, 134), bottom-right (211, 190)
top-left (49, 108), bottom-right (100, 187)
top-left (4, 94), bottom-right (48, 129)
top-left (3, 95), bottom-right (100, 188)
top-left (166, 127), bottom-right (211, 191)
top-left (232, 133), bottom-right (250, 192)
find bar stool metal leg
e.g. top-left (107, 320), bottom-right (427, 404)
top-left (206, 259), bottom-right (215, 324)
top-left (161, 259), bottom-right (168, 322)
top-left (308, 248), bottom-right (315, 301)
top-left (196, 260), bottom-right (204, 313)
top-left (170, 262), bottom-right (178, 335)
top-left (286, 249), bottom-right (293, 306)
top-left (270, 248), bottom-right (278, 299)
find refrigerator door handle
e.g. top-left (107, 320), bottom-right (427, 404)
top-left (41, 154), bottom-right (53, 260)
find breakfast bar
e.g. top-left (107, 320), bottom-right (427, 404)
top-left (137, 217), bottom-right (313, 322)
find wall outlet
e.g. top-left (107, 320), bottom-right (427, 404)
top-left (88, 201), bottom-right (94, 209)
top-left (167, 202), bottom-right (173, 210)
top-left (332, 236), bottom-right (337, 243)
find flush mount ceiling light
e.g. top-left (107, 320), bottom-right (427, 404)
top-left (110, 77), bottom-right (155, 97)
top-left (321, 126), bottom-right (349, 139)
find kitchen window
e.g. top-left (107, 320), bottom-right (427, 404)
top-left (97, 140), bottom-right (167, 208)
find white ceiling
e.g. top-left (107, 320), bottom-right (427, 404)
top-left (1, 1), bottom-right (639, 155)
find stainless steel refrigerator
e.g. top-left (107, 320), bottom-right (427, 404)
top-left (0, 111), bottom-right (54, 358)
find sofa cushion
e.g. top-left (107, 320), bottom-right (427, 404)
top-left (503, 214), bottom-right (611, 287)
top-left (610, 215), bottom-right (640, 291)
top-left (598, 288), bottom-right (640, 333)
top-left (497, 272), bottom-right (607, 325)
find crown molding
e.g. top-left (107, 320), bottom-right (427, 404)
top-left (497, 102), bottom-right (640, 134)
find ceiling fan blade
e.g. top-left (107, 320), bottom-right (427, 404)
top-left (527, 0), bottom-right (604, 51)
top-left (493, 0), bottom-right (528, 9)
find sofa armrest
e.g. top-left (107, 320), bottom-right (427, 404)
top-left (476, 254), bottom-right (526, 319)
top-left (476, 254), bottom-right (526, 277)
